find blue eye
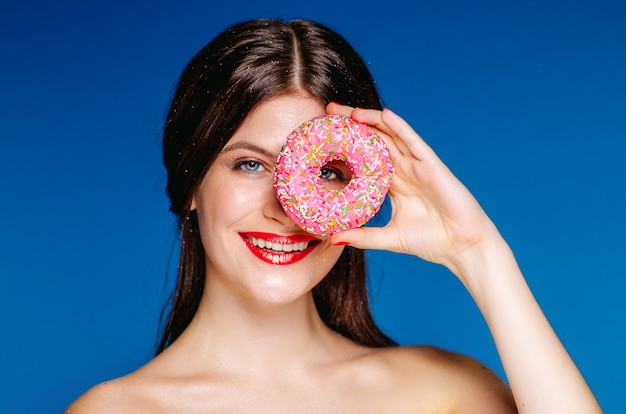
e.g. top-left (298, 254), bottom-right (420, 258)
top-left (320, 167), bottom-right (341, 181)
top-left (236, 160), bottom-right (266, 173)
top-left (319, 160), bottom-right (351, 183)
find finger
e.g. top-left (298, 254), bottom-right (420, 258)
top-left (349, 107), bottom-right (393, 135)
top-left (326, 103), bottom-right (409, 161)
top-left (329, 225), bottom-right (397, 252)
top-left (327, 103), bottom-right (393, 137)
top-left (335, 108), bottom-right (411, 161)
top-left (326, 102), bottom-right (355, 117)
top-left (349, 108), bottom-right (413, 159)
top-left (381, 108), bottom-right (439, 163)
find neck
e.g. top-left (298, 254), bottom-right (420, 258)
top-left (169, 281), bottom-right (346, 376)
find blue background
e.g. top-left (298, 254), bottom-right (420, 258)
top-left (1, 0), bottom-right (624, 412)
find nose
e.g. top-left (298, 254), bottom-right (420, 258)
top-left (262, 184), bottom-right (300, 229)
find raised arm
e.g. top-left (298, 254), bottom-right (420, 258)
top-left (327, 103), bottom-right (601, 413)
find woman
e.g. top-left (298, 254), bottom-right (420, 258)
top-left (66, 19), bottom-right (600, 413)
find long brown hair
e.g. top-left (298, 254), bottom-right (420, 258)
top-left (158, 19), bottom-right (396, 353)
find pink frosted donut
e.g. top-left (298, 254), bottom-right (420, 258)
top-left (274, 114), bottom-right (393, 235)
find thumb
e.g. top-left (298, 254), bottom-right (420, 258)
top-left (329, 225), bottom-right (393, 251)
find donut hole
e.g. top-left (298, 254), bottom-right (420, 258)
top-left (319, 160), bottom-right (353, 191)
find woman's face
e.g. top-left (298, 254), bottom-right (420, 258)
top-left (191, 94), bottom-right (346, 306)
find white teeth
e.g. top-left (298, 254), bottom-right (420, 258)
top-left (249, 237), bottom-right (308, 252)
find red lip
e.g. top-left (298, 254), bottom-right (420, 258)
top-left (239, 232), bottom-right (321, 265)
top-left (243, 232), bottom-right (321, 243)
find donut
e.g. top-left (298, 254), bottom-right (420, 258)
top-left (274, 114), bottom-right (394, 235)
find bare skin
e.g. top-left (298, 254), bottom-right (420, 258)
top-left (326, 104), bottom-right (600, 413)
top-left (66, 95), bottom-right (599, 413)
top-left (67, 342), bottom-right (514, 413)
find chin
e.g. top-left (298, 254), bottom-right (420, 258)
top-left (245, 272), bottom-right (320, 307)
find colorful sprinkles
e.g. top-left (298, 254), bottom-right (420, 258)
top-left (274, 114), bottom-right (394, 235)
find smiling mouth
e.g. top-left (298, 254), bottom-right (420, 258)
top-left (247, 236), bottom-right (311, 252)
top-left (240, 232), bottom-right (321, 265)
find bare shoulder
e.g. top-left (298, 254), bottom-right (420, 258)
top-left (63, 375), bottom-right (149, 414)
top-left (374, 345), bottom-right (517, 413)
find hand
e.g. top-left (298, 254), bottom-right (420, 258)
top-left (326, 103), bottom-right (502, 276)
top-left (326, 104), bottom-right (603, 413)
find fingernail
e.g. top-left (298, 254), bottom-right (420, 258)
top-left (332, 241), bottom-right (349, 246)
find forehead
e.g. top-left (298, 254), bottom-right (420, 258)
top-left (228, 94), bottom-right (325, 149)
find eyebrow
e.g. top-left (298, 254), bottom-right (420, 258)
top-left (220, 141), bottom-right (275, 158)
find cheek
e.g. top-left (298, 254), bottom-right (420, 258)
top-left (197, 177), bottom-right (267, 230)
top-left (311, 245), bottom-right (346, 277)
top-left (194, 182), bottom-right (250, 262)
top-left (230, 180), bottom-right (263, 211)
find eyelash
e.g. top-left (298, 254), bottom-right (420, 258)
top-left (234, 159), bottom-right (268, 174)
top-left (233, 159), bottom-right (348, 182)
top-left (320, 167), bottom-right (347, 182)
